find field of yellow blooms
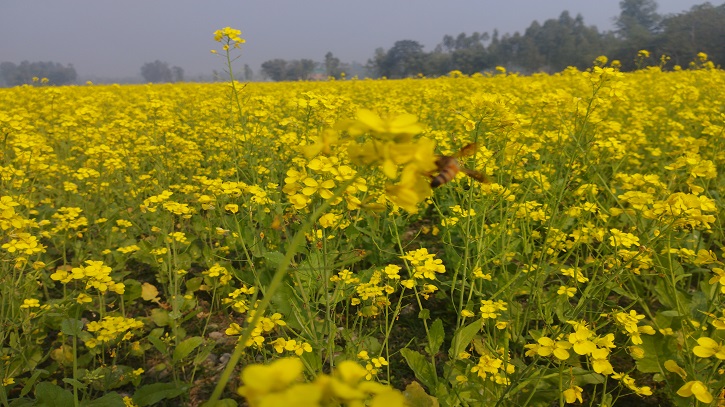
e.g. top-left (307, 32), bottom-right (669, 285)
top-left (2, 39), bottom-right (725, 407)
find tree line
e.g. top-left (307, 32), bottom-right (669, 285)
top-left (0, 61), bottom-right (77, 87)
top-left (366, 0), bottom-right (725, 78)
top-left (1, 1), bottom-right (723, 86)
top-left (263, 0), bottom-right (725, 80)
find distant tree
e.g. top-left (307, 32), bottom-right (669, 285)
top-left (261, 59), bottom-right (316, 81)
top-left (361, 2), bottom-right (723, 76)
top-left (171, 66), bottom-right (184, 82)
top-left (372, 40), bottom-right (426, 78)
top-left (366, 48), bottom-right (387, 78)
top-left (450, 33), bottom-right (490, 74)
top-left (657, 3), bottom-right (725, 67)
top-left (424, 49), bottom-right (453, 76)
top-left (141, 60), bottom-right (173, 83)
top-left (244, 64), bottom-right (254, 81)
top-left (526, 12), bottom-right (605, 72)
top-left (324, 52), bottom-right (342, 78)
top-left (0, 62), bottom-right (14, 86)
top-left (615, 0), bottom-right (661, 40)
top-left (611, 0), bottom-right (661, 69)
top-left (429, 32), bottom-right (490, 75)
top-left (261, 59), bottom-right (288, 81)
top-left (286, 59), bottom-right (316, 80)
top-left (489, 32), bottom-right (530, 72)
top-left (0, 61), bottom-right (77, 86)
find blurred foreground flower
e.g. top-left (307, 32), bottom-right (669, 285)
top-left (337, 109), bottom-right (437, 213)
top-left (237, 358), bottom-right (405, 407)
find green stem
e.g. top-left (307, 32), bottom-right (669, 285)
top-left (72, 307), bottom-right (80, 407)
top-left (206, 179), bottom-right (355, 404)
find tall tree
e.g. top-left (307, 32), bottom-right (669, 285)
top-left (140, 60), bottom-right (173, 83)
top-left (439, 32), bottom-right (490, 74)
top-left (611, 0), bottom-right (661, 69)
top-left (261, 59), bottom-right (288, 81)
top-left (366, 48), bottom-right (388, 78)
top-left (261, 59), bottom-right (316, 81)
top-left (171, 66), bottom-right (184, 82)
top-left (374, 40), bottom-right (426, 78)
top-left (286, 59), bottom-right (316, 80)
top-left (324, 52), bottom-right (342, 78)
top-left (244, 64), bottom-right (254, 81)
top-left (615, 0), bottom-right (661, 40)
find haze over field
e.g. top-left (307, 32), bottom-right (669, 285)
top-left (0, 0), bottom-right (713, 80)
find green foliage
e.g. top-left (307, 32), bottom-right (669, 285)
top-left (0, 61), bottom-right (77, 86)
top-left (260, 58), bottom-right (317, 81)
top-left (658, 3), bottom-right (725, 67)
top-left (140, 60), bottom-right (184, 83)
top-left (133, 383), bottom-right (188, 406)
top-left (367, 2), bottom-right (725, 77)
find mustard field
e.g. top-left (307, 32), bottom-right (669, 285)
top-left (1, 42), bottom-right (725, 406)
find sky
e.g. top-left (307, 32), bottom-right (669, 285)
top-left (0, 0), bottom-right (717, 80)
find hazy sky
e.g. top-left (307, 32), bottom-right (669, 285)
top-left (0, 0), bottom-right (716, 79)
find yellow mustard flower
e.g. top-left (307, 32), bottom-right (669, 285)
top-left (693, 337), bottom-right (725, 359)
top-left (677, 380), bottom-right (713, 404)
top-left (563, 385), bottom-right (583, 403)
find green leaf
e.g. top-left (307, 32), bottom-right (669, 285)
top-left (418, 308), bottom-right (430, 321)
top-left (448, 319), bottom-right (482, 360)
top-left (400, 348), bottom-right (436, 390)
top-left (80, 392), bottom-right (125, 407)
top-left (689, 291), bottom-right (708, 318)
top-left (61, 377), bottom-right (86, 390)
top-left (193, 341), bottom-right (216, 366)
top-left (636, 334), bottom-right (676, 373)
top-left (91, 365), bottom-right (134, 391)
top-left (200, 399), bottom-right (238, 407)
top-left (403, 381), bottom-right (437, 407)
top-left (570, 367), bottom-right (605, 385)
top-left (20, 369), bottom-right (47, 397)
top-left (34, 382), bottom-right (74, 407)
top-left (8, 399), bottom-right (34, 407)
top-left (654, 278), bottom-right (690, 311)
top-left (185, 276), bottom-right (203, 292)
top-left (147, 328), bottom-right (167, 354)
top-left (263, 251), bottom-right (285, 268)
top-left (133, 382), bottom-right (187, 406)
top-left (173, 336), bottom-right (204, 362)
top-left (60, 318), bottom-right (84, 337)
top-left (122, 279), bottom-right (143, 302)
top-left (428, 319), bottom-right (444, 355)
top-left (150, 308), bottom-right (170, 326)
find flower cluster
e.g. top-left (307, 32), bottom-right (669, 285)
top-left (85, 316), bottom-right (144, 349)
top-left (50, 207), bottom-right (88, 237)
top-left (612, 310), bottom-right (656, 345)
top-left (212, 27), bottom-right (246, 49)
top-left (225, 311), bottom-right (295, 351)
top-left (400, 248), bottom-right (446, 281)
top-left (50, 260), bottom-right (125, 294)
top-left (525, 320), bottom-right (654, 401)
top-left (470, 349), bottom-right (515, 385)
top-left (2, 232), bottom-right (45, 255)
